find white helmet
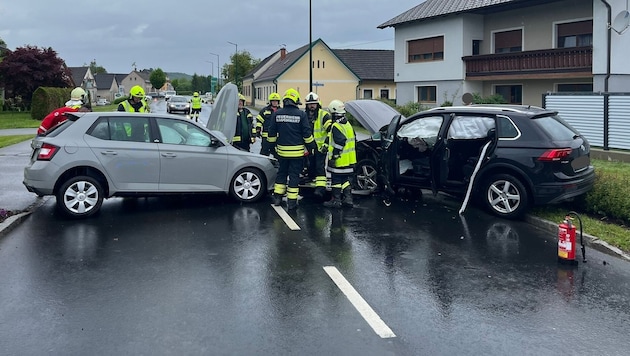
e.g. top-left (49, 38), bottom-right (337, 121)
top-left (305, 92), bottom-right (319, 105)
top-left (70, 87), bottom-right (87, 101)
top-left (328, 99), bottom-right (345, 115)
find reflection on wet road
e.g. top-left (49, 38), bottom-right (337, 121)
top-left (1, 156), bottom-right (630, 354)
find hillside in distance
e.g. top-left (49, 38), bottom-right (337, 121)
top-left (166, 72), bottom-right (192, 81)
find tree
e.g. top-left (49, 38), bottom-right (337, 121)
top-left (223, 50), bottom-right (260, 92)
top-left (0, 45), bottom-right (72, 105)
top-left (150, 68), bottom-right (167, 91)
top-left (88, 59), bottom-right (107, 74)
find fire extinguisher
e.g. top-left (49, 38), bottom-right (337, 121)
top-left (557, 211), bottom-right (586, 265)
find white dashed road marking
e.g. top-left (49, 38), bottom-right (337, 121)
top-left (323, 266), bottom-right (396, 338)
top-left (271, 205), bottom-right (301, 231)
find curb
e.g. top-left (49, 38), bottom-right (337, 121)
top-left (0, 197), bottom-right (49, 239)
top-left (0, 211), bottom-right (33, 238)
top-left (526, 215), bottom-right (630, 262)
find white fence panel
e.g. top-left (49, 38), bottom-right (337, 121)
top-left (609, 96), bottom-right (630, 150)
top-left (545, 95), bottom-right (605, 147)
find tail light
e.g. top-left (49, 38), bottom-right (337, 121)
top-left (538, 148), bottom-right (572, 161)
top-left (37, 143), bottom-right (59, 161)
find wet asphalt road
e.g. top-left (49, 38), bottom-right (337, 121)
top-left (2, 100), bottom-right (630, 354)
top-left (1, 192), bottom-right (630, 355)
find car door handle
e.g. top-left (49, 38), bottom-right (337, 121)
top-left (161, 153), bottom-right (177, 158)
top-left (101, 150), bottom-right (118, 156)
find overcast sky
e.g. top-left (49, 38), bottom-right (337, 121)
top-left (0, 0), bottom-right (422, 76)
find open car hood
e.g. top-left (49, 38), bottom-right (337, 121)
top-left (345, 99), bottom-right (403, 135)
top-left (206, 82), bottom-right (238, 141)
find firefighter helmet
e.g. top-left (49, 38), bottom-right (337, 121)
top-left (283, 88), bottom-right (301, 104)
top-left (268, 92), bottom-right (281, 101)
top-left (193, 92), bottom-right (199, 97)
top-left (328, 99), bottom-right (346, 115)
top-left (130, 85), bottom-right (145, 98)
top-left (238, 94), bottom-right (246, 102)
top-left (305, 92), bottom-right (319, 105)
top-left (70, 87), bottom-right (86, 101)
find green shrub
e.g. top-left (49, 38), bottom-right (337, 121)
top-left (472, 93), bottom-right (507, 104)
top-left (31, 87), bottom-right (72, 121)
top-left (582, 162), bottom-right (630, 223)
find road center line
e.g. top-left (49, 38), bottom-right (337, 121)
top-left (323, 266), bottom-right (396, 339)
top-left (271, 205), bottom-right (301, 230)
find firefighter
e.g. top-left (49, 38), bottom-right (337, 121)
top-left (189, 91), bottom-right (202, 122)
top-left (268, 88), bottom-right (316, 210)
top-left (233, 94), bottom-right (255, 151)
top-left (304, 92), bottom-right (332, 199)
top-left (256, 92), bottom-right (281, 156)
top-left (118, 85), bottom-right (150, 112)
top-left (38, 87), bottom-right (91, 135)
top-left (323, 99), bottom-right (356, 208)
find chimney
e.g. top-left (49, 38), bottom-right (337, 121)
top-left (280, 47), bottom-right (287, 60)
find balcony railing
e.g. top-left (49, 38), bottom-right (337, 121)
top-left (463, 46), bottom-right (592, 77)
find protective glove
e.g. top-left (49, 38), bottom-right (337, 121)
top-left (319, 143), bottom-right (328, 154)
top-left (306, 142), bottom-right (317, 156)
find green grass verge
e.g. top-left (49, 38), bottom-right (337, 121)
top-left (0, 111), bottom-right (39, 129)
top-left (0, 135), bottom-right (34, 148)
top-left (531, 205), bottom-right (630, 252)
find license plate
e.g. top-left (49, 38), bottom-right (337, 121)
top-left (571, 155), bottom-right (589, 171)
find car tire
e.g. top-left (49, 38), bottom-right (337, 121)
top-left (480, 173), bottom-right (529, 219)
top-left (230, 168), bottom-right (266, 203)
top-left (56, 175), bottom-right (104, 218)
top-left (352, 159), bottom-right (379, 193)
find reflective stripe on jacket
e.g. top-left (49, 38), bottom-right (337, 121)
top-left (327, 121), bottom-right (356, 174)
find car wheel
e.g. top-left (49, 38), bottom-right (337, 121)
top-left (352, 159), bottom-right (379, 192)
top-left (56, 175), bottom-right (104, 218)
top-left (480, 173), bottom-right (529, 219)
top-left (230, 168), bottom-right (266, 203)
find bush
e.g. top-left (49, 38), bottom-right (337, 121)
top-left (31, 87), bottom-right (71, 121)
top-left (581, 161), bottom-right (630, 223)
top-left (472, 93), bottom-right (507, 104)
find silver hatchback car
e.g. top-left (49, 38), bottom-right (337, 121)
top-left (23, 111), bottom-right (278, 218)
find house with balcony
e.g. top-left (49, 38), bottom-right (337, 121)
top-left (379, 0), bottom-right (630, 107)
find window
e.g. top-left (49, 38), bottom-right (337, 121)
top-left (557, 83), bottom-right (593, 92)
top-left (557, 20), bottom-right (593, 48)
top-left (363, 89), bottom-right (373, 99)
top-left (417, 86), bottom-right (437, 103)
top-left (494, 29), bottom-right (522, 53)
top-left (472, 40), bottom-right (481, 55)
top-left (497, 116), bottom-right (520, 139)
top-left (157, 119), bottom-right (211, 146)
top-left (380, 89), bottom-right (390, 100)
top-left (91, 117), bottom-right (150, 142)
top-left (408, 36), bottom-right (444, 62)
top-left (495, 85), bottom-right (522, 104)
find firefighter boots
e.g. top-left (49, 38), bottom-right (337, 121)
top-left (287, 199), bottom-right (298, 210)
top-left (342, 187), bottom-right (353, 207)
top-left (272, 193), bottom-right (282, 206)
top-left (323, 188), bottom-right (342, 208)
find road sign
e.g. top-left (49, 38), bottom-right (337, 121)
top-left (313, 82), bottom-right (324, 87)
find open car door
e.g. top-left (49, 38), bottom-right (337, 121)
top-left (206, 83), bottom-right (238, 142)
top-left (379, 114), bottom-right (404, 198)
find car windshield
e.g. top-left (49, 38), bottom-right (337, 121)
top-left (170, 96), bottom-right (187, 102)
top-left (533, 114), bottom-right (580, 141)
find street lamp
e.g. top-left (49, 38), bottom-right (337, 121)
top-left (227, 41), bottom-right (238, 89)
top-left (205, 61), bottom-right (214, 93)
top-left (209, 52), bottom-right (220, 87)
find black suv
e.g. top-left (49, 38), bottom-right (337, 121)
top-left (346, 101), bottom-right (595, 219)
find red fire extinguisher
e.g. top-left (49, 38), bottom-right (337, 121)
top-left (557, 211), bottom-right (586, 265)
